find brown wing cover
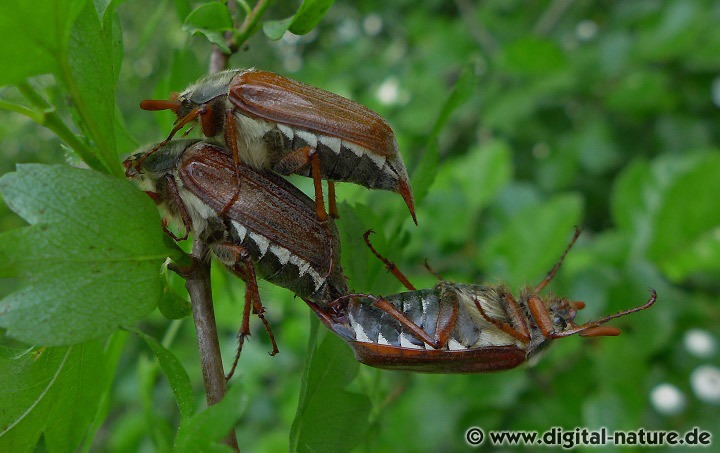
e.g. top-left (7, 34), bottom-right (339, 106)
top-left (178, 143), bottom-right (334, 269)
top-left (229, 70), bottom-right (398, 157)
top-left (348, 342), bottom-right (527, 374)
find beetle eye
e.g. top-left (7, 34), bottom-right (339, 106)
top-left (553, 315), bottom-right (568, 330)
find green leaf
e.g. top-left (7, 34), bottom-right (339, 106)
top-left (0, 164), bottom-right (180, 345)
top-left (132, 328), bottom-right (194, 420)
top-left (648, 152), bottom-right (720, 281)
top-left (0, 339), bottom-right (113, 451)
top-left (263, 0), bottom-right (335, 40)
top-left (584, 392), bottom-right (630, 430)
top-left (497, 37), bottom-right (567, 76)
top-left (337, 202), bottom-right (399, 293)
top-left (290, 315), bottom-right (371, 452)
top-left (481, 194), bottom-right (584, 287)
top-left (0, 1), bottom-right (120, 175)
top-left (183, 2), bottom-right (233, 54)
top-left (158, 274), bottom-right (192, 319)
top-left (411, 64), bottom-right (478, 207)
top-left (660, 227), bottom-right (720, 282)
top-left (336, 201), bottom-right (375, 284)
top-left (174, 383), bottom-right (246, 452)
top-left (63, 0), bottom-right (121, 175)
top-left (611, 152), bottom-right (717, 269)
top-left (0, 0), bottom-right (85, 86)
top-left (411, 139), bottom-right (439, 210)
top-left (424, 140), bottom-right (512, 245)
top-left (287, 0), bottom-right (335, 35)
top-left (263, 17), bottom-right (294, 41)
top-left (605, 72), bottom-right (674, 116)
top-left (610, 159), bottom-right (653, 234)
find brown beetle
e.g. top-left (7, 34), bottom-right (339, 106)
top-left (139, 69), bottom-right (416, 223)
top-left (307, 230), bottom-right (656, 373)
top-left (124, 139), bottom-right (348, 376)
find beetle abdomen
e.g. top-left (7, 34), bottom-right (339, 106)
top-left (268, 123), bottom-right (410, 193)
top-left (346, 286), bottom-right (522, 352)
top-left (224, 220), bottom-right (331, 300)
top-left (348, 290), bottom-right (441, 350)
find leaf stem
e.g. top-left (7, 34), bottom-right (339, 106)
top-left (234, 0), bottom-right (272, 49)
top-left (56, 58), bottom-right (121, 176)
top-left (12, 82), bottom-right (106, 172)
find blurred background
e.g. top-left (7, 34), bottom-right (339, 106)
top-left (2, 0), bottom-right (720, 450)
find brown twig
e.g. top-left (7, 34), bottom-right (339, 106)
top-left (209, 0), bottom-right (273, 72)
top-left (181, 240), bottom-right (239, 450)
top-left (184, 3), bottom-right (276, 450)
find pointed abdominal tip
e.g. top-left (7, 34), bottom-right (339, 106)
top-left (398, 177), bottom-right (417, 225)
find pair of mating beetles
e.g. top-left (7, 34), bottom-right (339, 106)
top-left (125, 69), bottom-right (656, 376)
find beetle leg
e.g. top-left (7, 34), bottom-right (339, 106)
top-left (502, 293), bottom-right (532, 340)
top-left (310, 149), bottom-right (328, 222)
top-left (328, 180), bottom-right (339, 219)
top-left (214, 109), bottom-right (247, 218)
top-left (272, 145), bottom-right (329, 221)
top-left (363, 230), bottom-right (416, 290)
top-left (214, 242), bottom-right (279, 380)
top-left (423, 259), bottom-right (443, 281)
top-left (329, 293), bottom-right (445, 348)
top-left (304, 298), bottom-right (337, 326)
top-left (224, 108), bottom-right (241, 175)
top-left (433, 293), bottom-right (459, 347)
top-left (319, 231), bottom-right (336, 282)
top-left (273, 145), bottom-right (314, 175)
top-left (473, 293), bottom-right (531, 343)
top-left (526, 295), bottom-right (556, 338)
top-left (161, 219), bottom-right (187, 242)
top-left (163, 174), bottom-right (191, 241)
top-left (535, 227), bottom-right (581, 292)
top-left (372, 296), bottom-right (443, 348)
top-left (198, 104), bottom-right (217, 137)
top-left (219, 187), bottom-right (242, 217)
top-left (167, 107), bottom-right (202, 142)
top-left (134, 107), bottom-right (203, 170)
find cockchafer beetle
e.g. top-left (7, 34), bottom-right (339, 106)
top-left (124, 139), bottom-right (349, 377)
top-left (139, 69), bottom-right (417, 224)
top-left (307, 230), bottom-right (657, 373)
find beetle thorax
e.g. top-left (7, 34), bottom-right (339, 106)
top-left (449, 283), bottom-right (527, 349)
top-left (183, 69), bottom-right (242, 105)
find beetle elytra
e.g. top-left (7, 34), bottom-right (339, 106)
top-left (124, 139), bottom-right (349, 377)
top-left (140, 69), bottom-right (417, 224)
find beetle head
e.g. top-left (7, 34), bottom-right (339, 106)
top-left (546, 297), bottom-right (582, 335)
top-left (175, 69), bottom-right (243, 118)
top-left (123, 139), bottom-right (200, 192)
top-left (544, 290), bottom-right (657, 339)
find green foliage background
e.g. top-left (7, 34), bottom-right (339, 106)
top-left (1, 0), bottom-right (719, 450)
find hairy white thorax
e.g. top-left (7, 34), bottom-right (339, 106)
top-left (231, 113), bottom-right (276, 169)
